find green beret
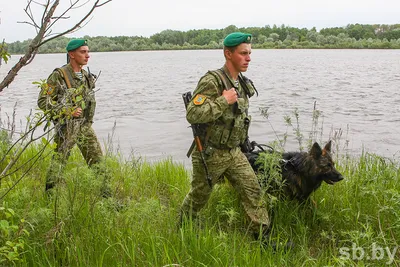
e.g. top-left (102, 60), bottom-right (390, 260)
top-left (66, 39), bottom-right (88, 52)
top-left (223, 32), bottom-right (252, 47)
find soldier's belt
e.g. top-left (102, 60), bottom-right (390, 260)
top-left (206, 142), bottom-right (238, 151)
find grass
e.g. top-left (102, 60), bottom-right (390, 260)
top-left (0, 137), bottom-right (399, 266)
top-left (1, 100), bottom-right (400, 266)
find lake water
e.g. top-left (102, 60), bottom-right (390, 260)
top-left (1, 49), bottom-right (399, 166)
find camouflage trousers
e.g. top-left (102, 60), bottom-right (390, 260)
top-left (45, 119), bottom-right (110, 196)
top-left (180, 146), bottom-right (270, 234)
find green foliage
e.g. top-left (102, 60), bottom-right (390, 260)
top-left (0, 102), bottom-right (399, 265)
top-left (0, 130), bottom-right (12, 173)
top-left (0, 205), bottom-right (30, 264)
top-left (5, 23), bottom-right (400, 54)
top-left (256, 150), bottom-right (286, 205)
top-left (0, 129), bottom-right (11, 155)
top-left (261, 102), bottom-right (332, 153)
top-left (0, 139), bottom-right (398, 265)
top-left (34, 79), bottom-right (86, 125)
top-left (0, 42), bottom-right (10, 64)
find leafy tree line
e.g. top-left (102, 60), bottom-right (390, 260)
top-left (5, 23), bottom-right (400, 54)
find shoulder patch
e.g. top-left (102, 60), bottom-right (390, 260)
top-left (193, 94), bottom-right (206, 105)
top-left (46, 83), bottom-right (56, 95)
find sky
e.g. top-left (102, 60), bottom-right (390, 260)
top-left (1, 0), bottom-right (400, 42)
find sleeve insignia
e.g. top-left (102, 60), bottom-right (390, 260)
top-left (193, 94), bottom-right (206, 105)
top-left (47, 84), bottom-right (55, 95)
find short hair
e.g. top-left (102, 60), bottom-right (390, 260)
top-left (223, 46), bottom-right (236, 54)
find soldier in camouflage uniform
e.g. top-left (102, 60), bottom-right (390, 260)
top-left (180, 33), bottom-right (270, 240)
top-left (38, 39), bottom-right (110, 196)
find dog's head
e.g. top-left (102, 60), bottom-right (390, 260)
top-left (309, 141), bottom-right (344, 185)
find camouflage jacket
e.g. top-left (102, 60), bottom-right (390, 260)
top-left (37, 63), bottom-right (97, 123)
top-left (186, 65), bottom-right (256, 149)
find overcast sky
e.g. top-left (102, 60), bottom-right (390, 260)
top-left (1, 0), bottom-right (399, 42)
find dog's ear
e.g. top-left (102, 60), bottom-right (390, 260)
top-left (310, 142), bottom-right (322, 158)
top-left (323, 140), bottom-right (332, 153)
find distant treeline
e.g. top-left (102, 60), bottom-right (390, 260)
top-left (6, 24), bottom-right (400, 53)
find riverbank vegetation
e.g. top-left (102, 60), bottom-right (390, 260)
top-left (0, 121), bottom-right (399, 265)
top-left (5, 23), bottom-right (400, 54)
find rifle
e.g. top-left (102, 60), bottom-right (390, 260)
top-left (182, 91), bottom-right (212, 188)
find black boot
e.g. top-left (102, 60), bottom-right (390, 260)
top-left (100, 184), bottom-right (112, 199)
top-left (254, 232), bottom-right (295, 251)
top-left (45, 182), bottom-right (55, 194)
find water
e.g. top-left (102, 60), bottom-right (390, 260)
top-left (1, 49), bottom-right (400, 166)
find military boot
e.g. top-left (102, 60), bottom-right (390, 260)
top-left (254, 231), bottom-right (295, 251)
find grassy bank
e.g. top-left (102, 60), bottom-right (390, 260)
top-left (0, 140), bottom-right (399, 266)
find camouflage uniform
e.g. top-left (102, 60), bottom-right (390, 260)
top-left (38, 64), bottom-right (109, 193)
top-left (180, 65), bottom-right (270, 234)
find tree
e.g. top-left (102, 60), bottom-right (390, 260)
top-left (346, 24), bottom-right (375, 40)
top-left (326, 35), bottom-right (339, 45)
top-left (306, 31), bottom-right (318, 42)
top-left (223, 25), bottom-right (238, 37)
top-left (320, 27), bottom-right (347, 37)
top-left (269, 33), bottom-right (280, 42)
top-left (0, 0), bottom-right (111, 92)
top-left (285, 32), bottom-right (299, 42)
top-left (380, 28), bottom-right (400, 41)
top-left (150, 30), bottom-right (185, 46)
top-left (257, 34), bottom-right (267, 44)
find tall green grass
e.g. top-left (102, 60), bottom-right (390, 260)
top-left (0, 134), bottom-right (399, 266)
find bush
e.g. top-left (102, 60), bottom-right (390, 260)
top-left (0, 205), bottom-right (30, 264)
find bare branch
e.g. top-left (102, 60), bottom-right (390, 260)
top-left (0, 135), bottom-right (53, 200)
top-left (25, 47), bottom-right (39, 65)
top-left (44, 17), bottom-right (93, 42)
top-left (0, 0), bottom-right (59, 91)
top-left (17, 21), bottom-right (39, 28)
top-left (0, 126), bottom-right (54, 180)
top-left (0, 114), bottom-right (50, 180)
top-left (46, 0), bottom-right (80, 32)
top-left (50, 16), bottom-right (70, 20)
top-left (43, 0), bottom-right (109, 44)
top-left (0, 114), bottom-right (48, 164)
top-left (0, 0), bottom-right (112, 92)
top-left (24, 0), bottom-right (40, 30)
top-left (32, 0), bottom-right (46, 5)
top-left (96, 0), bottom-right (111, 7)
top-left (40, 0), bottom-right (51, 27)
top-left (70, 0), bottom-right (92, 10)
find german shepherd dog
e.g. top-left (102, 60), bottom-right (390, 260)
top-left (245, 141), bottom-right (344, 202)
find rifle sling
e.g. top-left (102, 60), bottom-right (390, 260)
top-left (213, 69), bottom-right (234, 91)
top-left (186, 126), bottom-right (212, 157)
top-left (186, 69), bottom-right (236, 157)
top-left (58, 67), bottom-right (72, 89)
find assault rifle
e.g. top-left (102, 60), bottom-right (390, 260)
top-left (182, 91), bottom-right (212, 188)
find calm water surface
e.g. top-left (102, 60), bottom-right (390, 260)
top-left (1, 50), bottom-right (399, 166)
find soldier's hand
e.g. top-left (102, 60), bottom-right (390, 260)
top-left (223, 88), bottom-right (238, 105)
top-left (71, 107), bottom-right (83, 117)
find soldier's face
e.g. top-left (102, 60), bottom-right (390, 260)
top-left (69, 46), bottom-right (90, 66)
top-left (229, 43), bottom-right (251, 73)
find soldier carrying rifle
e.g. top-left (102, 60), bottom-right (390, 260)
top-left (179, 32), bottom-right (275, 246)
